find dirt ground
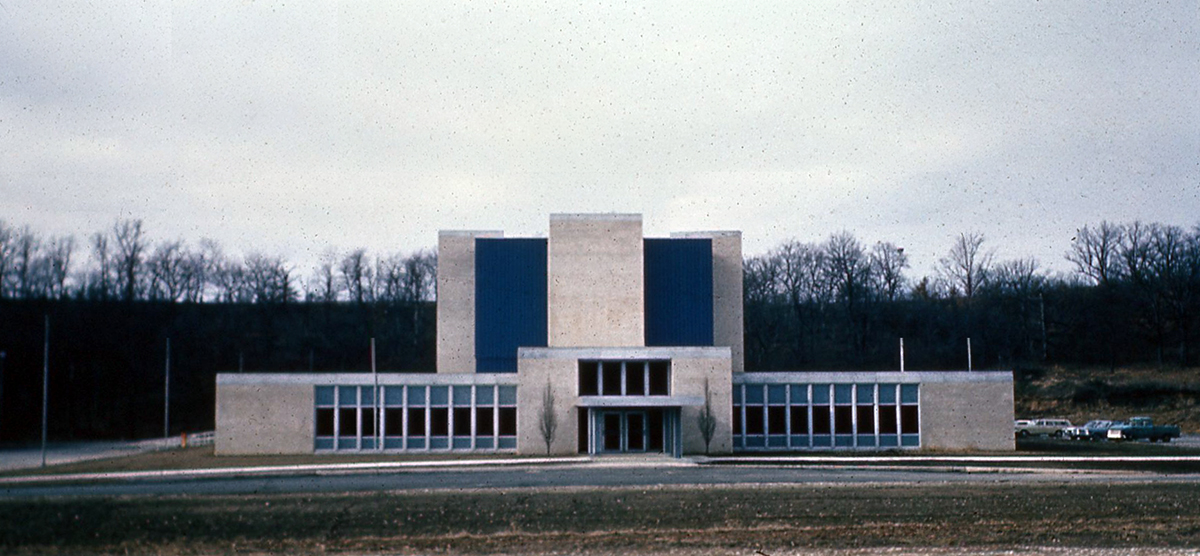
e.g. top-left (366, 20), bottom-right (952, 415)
top-left (3, 481), bottom-right (1200, 555)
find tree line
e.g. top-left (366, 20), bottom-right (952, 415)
top-left (743, 222), bottom-right (1200, 372)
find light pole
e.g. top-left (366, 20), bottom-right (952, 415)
top-left (0, 350), bottom-right (6, 444)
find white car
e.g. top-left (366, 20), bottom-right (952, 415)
top-left (1015, 418), bottom-right (1073, 438)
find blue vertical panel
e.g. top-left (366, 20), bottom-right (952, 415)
top-left (644, 238), bottom-right (714, 346)
top-left (475, 238), bottom-right (548, 373)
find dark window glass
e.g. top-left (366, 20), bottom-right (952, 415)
top-left (733, 385), bottom-right (743, 404)
top-left (812, 406), bottom-right (831, 434)
top-left (732, 404), bottom-right (742, 435)
top-left (316, 408), bottom-right (334, 436)
top-left (834, 406), bottom-right (853, 434)
top-left (338, 408), bottom-right (357, 437)
top-left (453, 407), bottom-right (472, 436)
top-left (407, 407), bottom-right (426, 436)
top-left (602, 362), bottom-right (622, 395)
top-left (627, 364), bottom-right (646, 396)
top-left (745, 406), bottom-right (765, 435)
top-left (648, 409), bottom-right (664, 452)
top-left (768, 406), bottom-right (786, 435)
top-left (648, 362), bottom-right (669, 395)
top-left (900, 405), bottom-right (919, 434)
top-left (879, 405), bottom-right (898, 434)
top-left (361, 387), bottom-right (374, 406)
top-left (360, 407), bottom-right (376, 436)
top-left (578, 410), bottom-right (589, 453)
top-left (384, 408), bottom-right (403, 436)
top-left (430, 408), bottom-right (449, 436)
top-left (579, 361), bottom-right (599, 395)
top-left (789, 406), bottom-right (808, 435)
top-left (856, 406), bottom-right (874, 434)
top-left (499, 408), bottom-right (517, 436)
top-left (476, 407), bottom-right (495, 436)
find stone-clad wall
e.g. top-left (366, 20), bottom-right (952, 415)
top-left (548, 214), bottom-right (645, 348)
top-left (216, 382), bottom-right (313, 455)
top-left (436, 230), bottom-right (502, 374)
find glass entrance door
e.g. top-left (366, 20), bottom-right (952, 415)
top-left (598, 410), bottom-right (648, 453)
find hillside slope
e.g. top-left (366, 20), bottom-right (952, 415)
top-left (1015, 366), bottom-right (1200, 433)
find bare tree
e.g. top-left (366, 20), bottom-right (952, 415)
top-left (989, 258), bottom-right (1046, 296)
top-left (1067, 222), bottom-right (1123, 286)
top-left (339, 248), bottom-right (373, 304)
top-left (697, 378), bottom-right (717, 454)
top-left (309, 248), bottom-right (339, 302)
top-left (824, 232), bottom-right (872, 305)
top-left (87, 230), bottom-right (115, 300)
top-left (113, 219), bottom-right (147, 301)
top-left (44, 235), bottom-right (75, 299)
top-left (938, 231), bottom-right (993, 299)
top-left (244, 253), bottom-right (295, 303)
top-left (12, 226), bottom-right (43, 298)
top-left (147, 240), bottom-right (188, 302)
top-left (870, 241), bottom-right (908, 302)
top-left (538, 382), bottom-right (558, 455)
top-left (0, 221), bottom-right (15, 298)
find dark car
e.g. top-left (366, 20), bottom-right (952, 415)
top-left (1072, 419), bottom-right (1118, 441)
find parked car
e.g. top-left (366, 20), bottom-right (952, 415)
top-left (1069, 419), bottom-right (1118, 441)
top-left (1107, 417), bottom-right (1181, 442)
top-left (1015, 418), bottom-right (1073, 438)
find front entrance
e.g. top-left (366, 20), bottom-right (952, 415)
top-left (586, 407), bottom-right (680, 456)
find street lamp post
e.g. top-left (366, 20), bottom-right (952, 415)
top-left (0, 350), bottom-right (6, 444)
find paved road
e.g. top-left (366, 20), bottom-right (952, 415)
top-left (5, 462), bottom-right (1200, 500)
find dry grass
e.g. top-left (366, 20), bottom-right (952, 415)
top-left (1015, 365), bottom-right (1200, 431)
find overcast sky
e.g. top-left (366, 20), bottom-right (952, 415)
top-left (2, 1), bottom-right (1197, 280)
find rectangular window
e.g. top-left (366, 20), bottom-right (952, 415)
top-left (855, 405), bottom-right (874, 435)
top-left (384, 408), bottom-right (403, 436)
top-left (338, 408), bottom-right (357, 437)
top-left (579, 361), bottom-right (599, 395)
top-left (499, 386), bottom-right (517, 406)
top-left (476, 407), bottom-right (495, 437)
top-left (626, 364), bottom-right (645, 396)
top-left (789, 406), bottom-right (808, 435)
top-left (476, 385), bottom-right (495, 406)
top-left (430, 407), bottom-right (449, 436)
top-left (316, 408), bottom-right (334, 436)
top-left (316, 386), bottom-right (335, 406)
top-left (732, 403), bottom-right (742, 435)
top-left (834, 406), bottom-right (853, 435)
top-left (602, 361), bottom-right (623, 395)
top-left (879, 405), bottom-right (898, 434)
top-left (812, 405), bottom-right (831, 434)
top-left (648, 361), bottom-right (669, 395)
top-left (360, 407), bottom-right (376, 436)
top-left (900, 405), bottom-right (919, 434)
top-left (407, 407), bottom-right (426, 436)
top-left (453, 386), bottom-right (472, 406)
top-left (498, 407), bottom-right (517, 436)
top-left (768, 406), bottom-right (786, 435)
top-left (745, 406), bottom-right (765, 435)
top-left (430, 386), bottom-right (449, 406)
top-left (453, 407), bottom-right (472, 436)
top-left (789, 384), bottom-right (808, 404)
top-left (338, 386), bottom-right (357, 407)
top-left (408, 386), bottom-right (426, 406)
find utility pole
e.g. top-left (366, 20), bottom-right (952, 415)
top-left (164, 338), bottom-right (171, 439)
top-left (41, 315), bottom-right (49, 468)
top-left (899, 338), bottom-right (905, 372)
top-left (967, 337), bottom-right (973, 372)
top-left (0, 350), bottom-right (6, 444)
top-left (371, 338), bottom-right (380, 450)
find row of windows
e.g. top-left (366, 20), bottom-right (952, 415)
top-left (578, 360), bottom-right (670, 396)
top-left (734, 383), bottom-right (920, 449)
top-left (315, 385), bottom-right (517, 451)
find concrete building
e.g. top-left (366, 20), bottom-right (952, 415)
top-left (216, 214), bottom-right (1014, 456)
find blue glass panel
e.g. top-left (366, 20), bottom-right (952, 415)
top-left (733, 437), bottom-right (744, 449)
top-left (901, 384), bottom-right (919, 404)
top-left (812, 435), bottom-right (832, 447)
top-left (337, 438), bottom-right (357, 450)
top-left (733, 385), bottom-right (743, 404)
top-left (767, 435), bottom-right (788, 448)
top-left (384, 438), bottom-right (403, 449)
top-left (316, 386), bottom-right (335, 406)
top-left (745, 436), bottom-right (766, 448)
top-left (430, 386), bottom-right (449, 406)
top-left (790, 435), bottom-right (810, 448)
top-left (835, 435), bottom-right (854, 447)
top-left (453, 437), bottom-right (472, 450)
top-left (498, 437), bottom-right (517, 450)
top-left (856, 435), bottom-right (876, 447)
top-left (338, 386), bottom-right (358, 406)
top-left (408, 438), bottom-right (427, 450)
top-left (644, 238), bottom-right (714, 346)
top-left (407, 386), bottom-right (426, 406)
top-left (812, 384), bottom-right (831, 404)
top-left (476, 385), bottom-right (495, 406)
top-left (476, 238), bottom-right (548, 372)
top-left (499, 386), bottom-right (517, 406)
top-left (361, 387), bottom-right (375, 405)
top-left (746, 385), bottom-right (764, 404)
top-left (361, 438), bottom-right (375, 450)
top-left (901, 434), bottom-right (920, 447)
top-left (476, 437), bottom-right (494, 449)
top-left (790, 385), bottom-right (808, 404)
top-left (315, 437), bottom-right (334, 450)
top-left (430, 437), bottom-right (448, 449)
top-left (855, 384), bottom-right (874, 404)
top-left (768, 385), bottom-right (786, 405)
top-left (879, 435), bottom-right (899, 448)
top-left (453, 386), bottom-right (472, 406)
top-left (878, 384), bottom-right (897, 404)
top-left (384, 386), bottom-right (404, 406)
top-left (834, 384), bottom-right (853, 404)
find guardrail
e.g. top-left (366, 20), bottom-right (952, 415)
top-left (133, 431), bottom-right (215, 451)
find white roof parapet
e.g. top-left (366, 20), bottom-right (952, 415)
top-left (669, 231), bottom-right (742, 238)
top-left (549, 213), bottom-right (642, 222)
top-left (518, 346), bottom-right (731, 360)
top-left (735, 370), bottom-right (1012, 384)
top-left (438, 230), bottom-right (504, 238)
top-left (217, 372), bottom-right (519, 386)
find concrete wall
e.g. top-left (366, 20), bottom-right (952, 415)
top-left (515, 355), bottom-right (579, 455)
top-left (674, 231), bottom-right (744, 373)
top-left (673, 352), bottom-right (734, 455)
top-left (437, 230), bottom-right (502, 374)
top-left (921, 378), bottom-right (1015, 451)
top-left (216, 382), bottom-right (314, 455)
top-left (548, 214), bottom-right (644, 348)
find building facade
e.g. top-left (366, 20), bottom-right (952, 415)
top-left (216, 214), bottom-right (1014, 456)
